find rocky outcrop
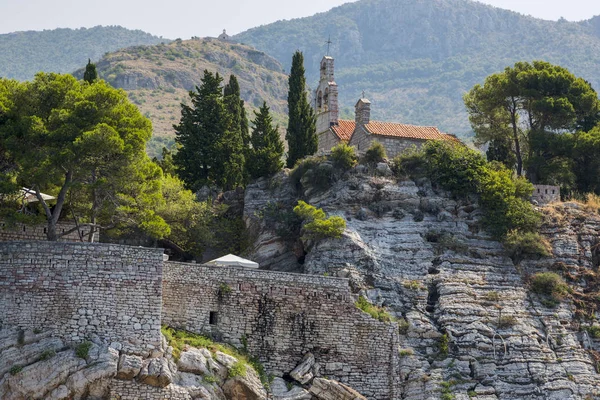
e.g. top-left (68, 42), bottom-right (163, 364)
top-left (244, 162), bottom-right (600, 399)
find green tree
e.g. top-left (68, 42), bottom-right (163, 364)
top-left (174, 70), bottom-right (245, 191)
top-left (286, 51), bottom-right (317, 168)
top-left (249, 102), bottom-right (284, 179)
top-left (0, 73), bottom-right (168, 241)
top-left (464, 61), bottom-right (600, 180)
top-left (83, 59), bottom-right (98, 84)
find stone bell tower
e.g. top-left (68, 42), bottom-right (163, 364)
top-left (315, 56), bottom-right (339, 135)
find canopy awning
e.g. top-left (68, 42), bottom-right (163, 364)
top-left (206, 254), bottom-right (259, 269)
top-left (22, 188), bottom-right (55, 203)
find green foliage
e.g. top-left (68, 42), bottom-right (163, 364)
top-left (0, 73), bottom-right (168, 241)
top-left (9, 365), bottom-right (22, 375)
top-left (398, 348), bottom-right (413, 357)
top-left (330, 142), bottom-right (358, 170)
top-left (356, 295), bottom-right (394, 322)
top-left (0, 26), bottom-right (164, 81)
top-left (38, 349), bottom-right (56, 361)
top-left (585, 325), bottom-right (600, 339)
top-left (75, 341), bottom-right (92, 359)
top-left (286, 51), bottom-right (317, 168)
top-left (249, 102), bottom-right (284, 179)
top-left (363, 141), bottom-right (387, 165)
top-left (259, 201), bottom-right (302, 241)
top-left (497, 315), bottom-right (517, 328)
top-left (503, 230), bottom-right (551, 262)
top-left (219, 283), bottom-right (232, 295)
top-left (530, 272), bottom-right (570, 306)
top-left (438, 333), bottom-right (449, 356)
top-left (203, 375), bottom-right (217, 384)
top-left (83, 59), bottom-right (98, 84)
top-left (289, 156), bottom-right (326, 188)
top-left (293, 201), bottom-right (345, 240)
top-left (174, 70), bottom-right (246, 191)
top-left (396, 141), bottom-right (541, 239)
top-left (228, 361), bottom-right (248, 378)
top-left (397, 318), bottom-right (410, 335)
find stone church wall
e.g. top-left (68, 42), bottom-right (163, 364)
top-left (349, 126), bottom-right (426, 159)
top-left (0, 241), bottom-right (163, 354)
top-left (0, 221), bottom-right (91, 242)
top-left (317, 129), bottom-right (341, 153)
top-left (162, 262), bottom-right (400, 400)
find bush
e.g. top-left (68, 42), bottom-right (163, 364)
top-left (75, 341), bottom-right (92, 359)
top-left (38, 349), bottom-right (56, 361)
top-left (503, 230), bottom-right (551, 262)
top-left (392, 146), bottom-right (428, 178)
top-left (289, 156), bottom-right (326, 188)
top-left (363, 141), bottom-right (387, 164)
top-left (497, 315), bottom-right (517, 328)
top-left (356, 296), bottom-right (394, 322)
top-left (9, 365), bottom-right (22, 375)
top-left (585, 325), bottom-right (600, 338)
top-left (228, 361), bottom-right (247, 378)
top-left (330, 142), bottom-right (358, 170)
top-left (293, 201), bottom-right (346, 240)
top-left (438, 333), bottom-right (449, 356)
top-left (530, 272), bottom-right (569, 306)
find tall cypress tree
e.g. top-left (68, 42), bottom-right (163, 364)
top-left (174, 70), bottom-right (244, 191)
top-left (83, 59), bottom-right (98, 83)
top-left (249, 102), bottom-right (284, 179)
top-left (223, 75), bottom-right (249, 185)
top-left (224, 75), bottom-right (250, 147)
top-left (286, 51), bottom-right (317, 168)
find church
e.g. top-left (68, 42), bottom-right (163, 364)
top-left (315, 56), bottom-right (459, 158)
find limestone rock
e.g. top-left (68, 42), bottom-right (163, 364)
top-left (222, 366), bottom-right (267, 400)
top-left (215, 351), bottom-right (238, 369)
top-left (64, 345), bottom-right (118, 398)
top-left (116, 353), bottom-right (143, 380)
top-left (289, 353), bottom-right (315, 384)
top-left (272, 377), bottom-right (312, 400)
top-left (309, 377), bottom-right (367, 400)
top-left (138, 357), bottom-right (175, 388)
top-left (178, 347), bottom-right (210, 375)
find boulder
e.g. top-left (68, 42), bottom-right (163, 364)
top-left (222, 367), bottom-right (267, 400)
top-left (289, 353), bottom-right (315, 384)
top-left (138, 357), bottom-right (174, 388)
top-left (177, 347), bottom-right (210, 375)
top-left (309, 377), bottom-right (367, 400)
top-left (116, 354), bottom-right (143, 380)
top-left (272, 377), bottom-right (312, 400)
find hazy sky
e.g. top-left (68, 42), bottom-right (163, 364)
top-left (0, 0), bottom-right (599, 39)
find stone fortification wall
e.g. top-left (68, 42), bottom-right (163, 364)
top-left (0, 241), bottom-right (163, 354)
top-left (162, 262), bottom-right (400, 400)
top-left (532, 184), bottom-right (560, 205)
top-left (0, 222), bottom-right (91, 242)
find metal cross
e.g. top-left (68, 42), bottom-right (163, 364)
top-left (362, 90), bottom-right (365, 98)
top-left (326, 35), bottom-right (332, 56)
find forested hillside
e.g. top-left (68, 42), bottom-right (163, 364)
top-left (235, 0), bottom-right (600, 138)
top-left (0, 26), bottom-right (165, 81)
top-left (72, 38), bottom-right (289, 157)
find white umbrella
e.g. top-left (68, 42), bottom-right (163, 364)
top-left (21, 188), bottom-right (55, 203)
top-left (206, 254), bottom-right (259, 268)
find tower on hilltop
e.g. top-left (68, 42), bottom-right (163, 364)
top-left (315, 56), bottom-right (339, 135)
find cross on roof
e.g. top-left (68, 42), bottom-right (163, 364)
top-left (326, 35), bottom-right (332, 56)
top-left (362, 90), bottom-right (365, 98)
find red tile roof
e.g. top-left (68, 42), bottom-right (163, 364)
top-left (330, 119), bottom-right (355, 141)
top-left (364, 121), bottom-right (459, 142)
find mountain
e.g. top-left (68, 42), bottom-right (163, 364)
top-left (0, 26), bottom-right (166, 81)
top-left (73, 38), bottom-right (289, 157)
top-left (235, 0), bottom-right (600, 138)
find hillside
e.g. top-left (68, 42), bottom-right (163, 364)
top-left (235, 0), bottom-right (600, 138)
top-left (74, 38), bottom-right (289, 157)
top-left (0, 26), bottom-right (165, 81)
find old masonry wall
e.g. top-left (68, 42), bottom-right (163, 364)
top-left (162, 262), bottom-right (401, 400)
top-left (0, 241), bottom-right (163, 354)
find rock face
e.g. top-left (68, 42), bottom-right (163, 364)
top-left (244, 163), bottom-right (600, 399)
top-left (310, 377), bottom-right (367, 400)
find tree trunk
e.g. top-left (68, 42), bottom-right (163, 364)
top-left (39, 170), bottom-right (73, 241)
top-left (510, 98), bottom-right (523, 176)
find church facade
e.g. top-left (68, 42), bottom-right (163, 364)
top-left (314, 56), bottom-right (459, 158)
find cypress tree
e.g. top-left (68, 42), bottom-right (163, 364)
top-left (286, 51), bottom-right (317, 168)
top-left (223, 75), bottom-right (250, 185)
top-left (174, 70), bottom-right (244, 191)
top-left (223, 75), bottom-right (250, 147)
top-left (83, 59), bottom-right (98, 83)
top-left (249, 101), bottom-right (284, 179)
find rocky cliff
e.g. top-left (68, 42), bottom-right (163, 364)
top-left (244, 161), bottom-right (600, 399)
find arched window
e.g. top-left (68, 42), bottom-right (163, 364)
top-left (317, 90), bottom-right (323, 109)
top-left (324, 88), bottom-right (329, 108)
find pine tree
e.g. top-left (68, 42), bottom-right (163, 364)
top-left (249, 102), bottom-right (284, 179)
top-left (173, 70), bottom-right (245, 191)
top-left (83, 59), bottom-right (98, 83)
top-left (286, 51), bottom-right (317, 168)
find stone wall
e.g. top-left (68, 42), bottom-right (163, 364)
top-left (317, 129), bottom-right (340, 153)
top-left (349, 126), bottom-right (425, 158)
top-left (532, 184), bottom-right (560, 205)
top-left (0, 221), bottom-right (91, 242)
top-left (109, 380), bottom-right (191, 399)
top-left (0, 241), bottom-right (163, 354)
top-left (162, 262), bottom-right (400, 400)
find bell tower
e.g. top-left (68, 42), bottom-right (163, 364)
top-left (315, 56), bottom-right (339, 135)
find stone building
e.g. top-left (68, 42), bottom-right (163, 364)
top-left (315, 55), bottom-right (459, 158)
top-left (218, 29), bottom-right (230, 41)
top-left (531, 184), bottom-right (560, 205)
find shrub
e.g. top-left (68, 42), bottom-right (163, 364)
top-left (503, 230), bottom-right (551, 262)
top-left (228, 361), bottom-right (247, 378)
top-left (399, 348), bottom-right (414, 357)
top-left (438, 333), bottom-right (449, 356)
top-left (497, 315), bottom-right (517, 328)
top-left (586, 325), bottom-right (600, 339)
top-left (330, 142), bottom-right (358, 170)
top-left (9, 365), bottom-right (22, 375)
top-left (356, 296), bottom-right (394, 322)
top-left (38, 349), bottom-right (56, 361)
top-left (530, 272), bottom-right (569, 306)
top-left (293, 201), bottom-right (346, 240)
top-left (392, 146), bottom-right (428, 178)
top-left (398, 318), bottom-right (410, 334)
top-left (485, 291), bottom-right (500, 302)
top-left (75, 341), bottom-right (92, 359)
top-left (289, 156), bottom-right (326, 188)
top-left (363, 141), bottom-right (387, 165)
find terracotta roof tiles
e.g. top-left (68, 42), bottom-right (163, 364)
top-left (330, 119), bottom-right (355, 141)
top-left (363, 121), bottom-right (458, 142)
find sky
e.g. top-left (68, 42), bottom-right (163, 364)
top-left (0, 0), bottom-right (599, 39)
